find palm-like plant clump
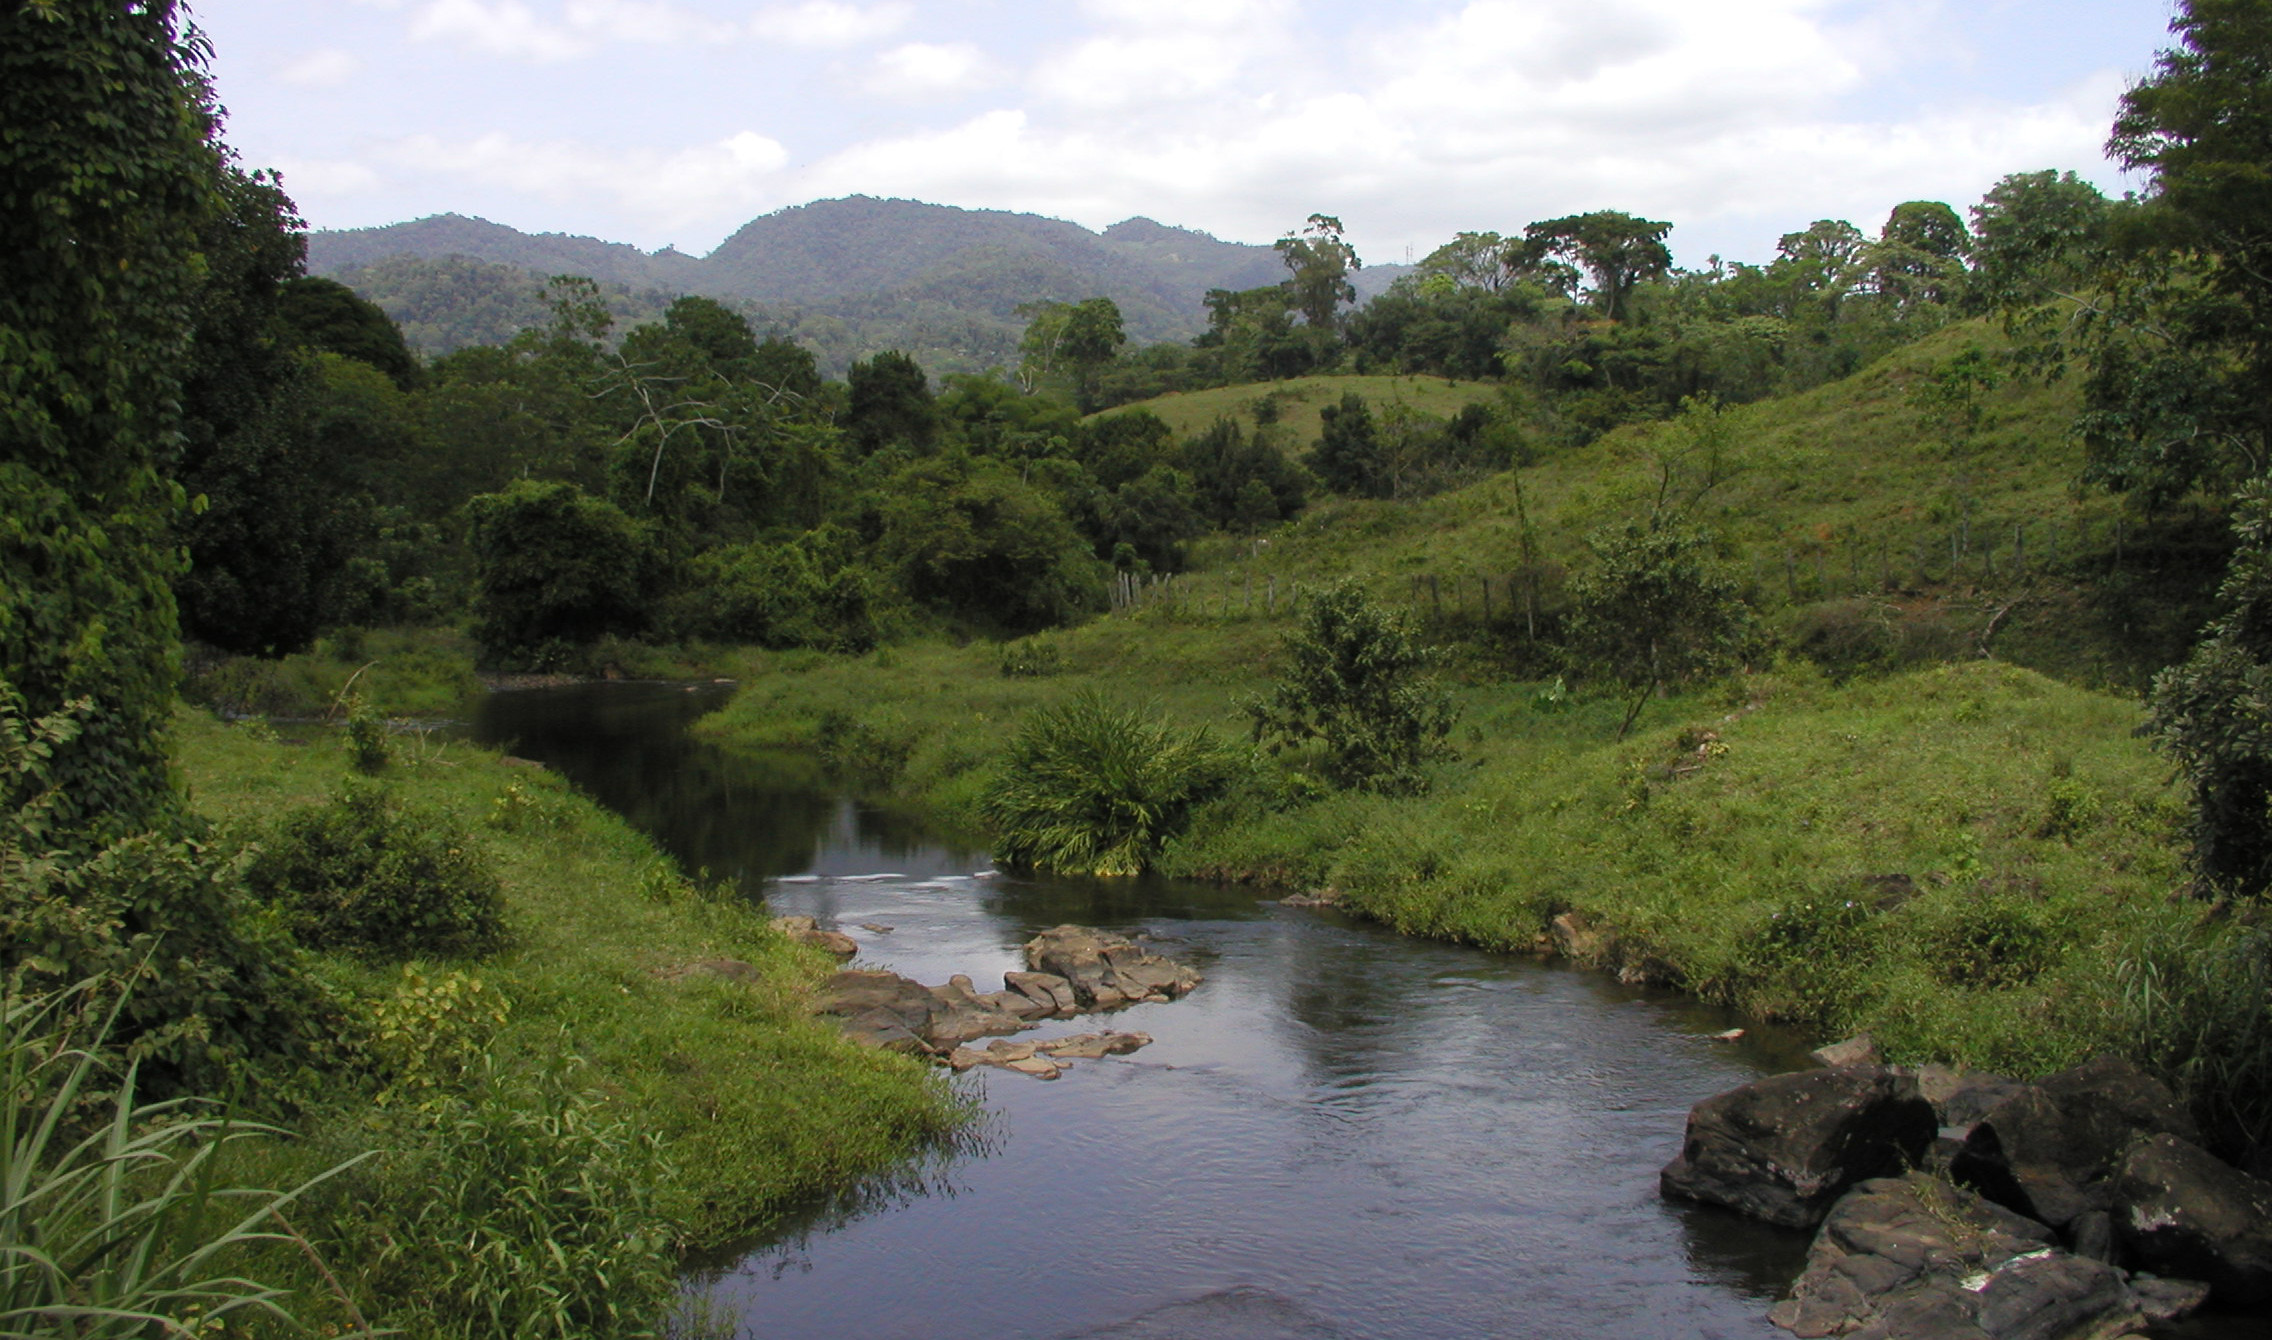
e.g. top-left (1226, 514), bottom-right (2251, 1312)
top-left (983, 691), bottom-right (1234, 876)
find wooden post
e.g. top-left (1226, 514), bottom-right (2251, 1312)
top-left (1428, 574), bottom-right (1442, 621)
top-left (1482, 574), bottom-right (1494, 623)
top-left (1268, 575), bottom-right (1277, 616)
top-left (2014, 523), bottom-right (2025, 574)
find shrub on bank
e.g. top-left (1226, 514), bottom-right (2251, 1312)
top-left (247, 784), bottom-right (506, 958)
top-left (985, 691), bottom-right (1236, 876)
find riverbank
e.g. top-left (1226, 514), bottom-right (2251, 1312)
top-left (171, 706), bottom-right (963, 1336)
top-left (694, 627), bottom-right (2245, 1095)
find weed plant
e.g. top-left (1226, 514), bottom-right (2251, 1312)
top-left (983, 691), bottom-right (1235, 875)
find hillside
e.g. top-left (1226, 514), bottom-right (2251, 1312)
top-left (1094, 319), bottom-right (2223, 692)
top-left (307, 197), bottom-right (1411, 372)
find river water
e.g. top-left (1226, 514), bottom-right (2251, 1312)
top-left (463, 682), bottom-right (1858, 1339)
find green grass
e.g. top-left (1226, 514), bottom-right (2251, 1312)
top-left (171, 707), bottom-right (963, 1335)
top-left (1095, 372), bottom-right (1502, 446)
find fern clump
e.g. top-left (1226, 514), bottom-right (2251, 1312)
top-left (983, 691), bottom-right (1234, 876)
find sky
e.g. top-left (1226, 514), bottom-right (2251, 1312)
top-left (192, 0), bottom-right (2181, 270)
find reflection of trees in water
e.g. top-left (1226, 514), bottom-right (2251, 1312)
top-left (1666, 1199), bottom-right (1811, 1304)
top-left (1264, 918), bottom-right (1435, 1091)
top-left (981, 872), bottom-right (1266, 934)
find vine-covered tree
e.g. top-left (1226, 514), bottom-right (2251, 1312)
top-left (1, 0), bottom-right (223, 841)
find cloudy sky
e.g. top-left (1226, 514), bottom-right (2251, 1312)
top-left (193, 0), bottom-right (2177, 268)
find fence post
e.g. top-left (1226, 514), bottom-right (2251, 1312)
top-left (1268, 575), bottom-right (1277, 616)
top-left (1429, 574), bottom-right (1442, 622)
top-left (1482, 575), bottom-right (1494, 624)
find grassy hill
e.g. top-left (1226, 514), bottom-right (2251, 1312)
top-left (1098, 319), bottom-right (2222, 691)
top-left (1092, 372), bottom-right (1501, 445)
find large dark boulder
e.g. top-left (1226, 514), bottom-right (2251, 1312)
top-left (1769, 1175), bottom-right (2159, 1340)
top-left (1661, 1068), bottom-right (1939, 1228)
top-left (2111, 1132), bottom-right (2272, 1304)
top-left (1951, 1054), bottom-right (2199, 1234)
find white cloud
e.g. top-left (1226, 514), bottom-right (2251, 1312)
top-left (407, 0), bottom-right (738, 61)
top-left (272, 156), bottom-right (384, 197)
top-left (866, 42), bottom-right (994, 99)
top-left (377, 129), bottom-right (792, 228)
top-left (749, 1), bottom-right (910, 48)
top-left (276, 48), bottom-right (363, 89)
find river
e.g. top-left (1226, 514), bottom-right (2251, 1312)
top-left (464, 682), bottom-right (1906, 1339)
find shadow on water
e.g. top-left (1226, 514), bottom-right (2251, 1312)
top-left (467, 683), bottom-right (2264, 1340)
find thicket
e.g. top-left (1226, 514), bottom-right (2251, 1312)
top-left (245, 784), bottom-right (507, 959)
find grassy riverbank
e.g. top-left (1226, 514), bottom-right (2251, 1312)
top-left (171, 707), bottom-right (962, 1336)
top-left (697, 627), bottom-right (2237, 1088)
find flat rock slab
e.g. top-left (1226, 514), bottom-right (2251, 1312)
top-left (1769, 1175), bottom-right (2152, 1340)
top-left (945, 1031), bottom-right (1152, 1079)
top-left (773, 914), bottom-right (858, 957)
top-left (1662, 1067), bottom-right (1939, 1229)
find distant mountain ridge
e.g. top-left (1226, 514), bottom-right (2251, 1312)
top-left (306, 197), bottom-right (1410, 372)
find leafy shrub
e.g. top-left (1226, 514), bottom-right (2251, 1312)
top-left (1910, 893), bottom-right (2058, 989)
top-left (465, 480), bottom-right (660, 667)
top-left (3, 690), bottom-right (344, 1095)
top-left (247, 785), bottom-right (506, 958)
top-left (997, 640), bottom-right (1063, 678)
top-left (342, 693), bottom-right (389, 774)
top-left (1246, 580), bottom-right (1456, 794)
top-left (1726, 895), bottom-right (1878, 1026)
top-left (984, 691), bottom-right (1236, 876)
top-left (370, 967), bottom-right (512, 1105)
top-left (315, 1055), bottom-right (677, 1339)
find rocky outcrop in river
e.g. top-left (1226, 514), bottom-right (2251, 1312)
top-left (808, 925), bottom-right (1201, 1075)
top-left (1665, 1046), bottom-right (2266, 1333)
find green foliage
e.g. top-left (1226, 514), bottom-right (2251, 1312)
top-left (1, 0), bottom-right (221, 843)
top-left (1516, 211), bottom-right (1673, 320)
top-left (676, 540), bottom-right (877, 652)
top-left (1728, 896), bottom-right (1877, 1026)
top-left (1274, 214), bottom-right (1361, 330)
top-left (367, 966), bottom-right (511, 1105)
top-left (1247, 581), bottom-right (1456, 794)
top-left (1563, 525), bottom-right (1754, 738)
top-left (0, 982), bottom-right (356, 1339)
top-left (276, 275), bottom-right (421, 388)
top-left (2113, 928), bottom-right (2272, 1163)
top-left (245, 784), bottom-right (506, 959)
top-left (983, 691), bottom-right (1234, 875)
top-left (342, 694), bottom-right (390, 774)
top-left (2, 688), bottom-right (342, 1097)
top-left (875, 455), bottom-right (1106, 634)
top-left (846, 350), bottom-right (938, 455)
top-left (2149, 478), bottom-right (2272, 895)
top-left (466, 480), bottom-right (659, 667)
top-left (997, 640), bottom-right (1064, 678)
top-left (315, 1054), bottom-right (677, 1340)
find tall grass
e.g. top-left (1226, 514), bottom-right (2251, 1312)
top-left (983, 691), bottom-right (1236, 876)
top-left (1, 981), bottom-right (362, 1338)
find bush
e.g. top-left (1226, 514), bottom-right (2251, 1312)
top-left (465, 480), bottom-right (659, 667)
top-left (2113, 928), bottom-right (2272, 1166)
top-left (983, 691), bottom-right (1236, 876)
top-left (247, 785), bottom-right (506, 958)
top-left (1246, 580), bottom-right (1456, 794)
top-left (997, 639), bottom-right (1063, 678)
top-left (311, 1055), bottom-right (677, 1339)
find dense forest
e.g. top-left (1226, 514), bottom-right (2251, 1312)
top-left (11, 0), bottom-right (2272, 1334)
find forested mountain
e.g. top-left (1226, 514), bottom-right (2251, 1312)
top-left (308, 197), bottom-right (1409, 372)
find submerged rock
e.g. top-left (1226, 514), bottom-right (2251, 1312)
top-left (1768, 1174), bottom-right (2153, 1340)
top-left (1661, 1067), bottom-right (1938, 1229)
top-left (944, 1031), bottom-right (1153, 1079)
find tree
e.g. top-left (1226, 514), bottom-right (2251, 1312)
top-left (1967, 171), bottom-right (2111, 314)
top-left (466, 480), bottom-right (657, 664)
top-left (1310, 393), bottom-right (1389, 498)
top-left (1, 0), bottom-right (224, 842)
top-left (1275, 214), bottom-right (1362, 330)
top-left (846, 350), bottom-right (938, 455)
top-left (2101, 0), bottom-right (2272, 483)
top-left (1563, 525), bottom-right (1752, 738)
top-left (2149, 479), bottom-right (2272, 896)
top-left (276, 276), bottom-right (420, 388)
top-left (1856, 201), bottom-right (1970, 309)
top-left (1016, 297), bottom-right (1126, 408)
top-left (1416, 231), bottom-right (1512, 292)
top-left (1247, 580), bottom-right (1456, 794)
top-left (1518, 212), bottom-right (1673, 321)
